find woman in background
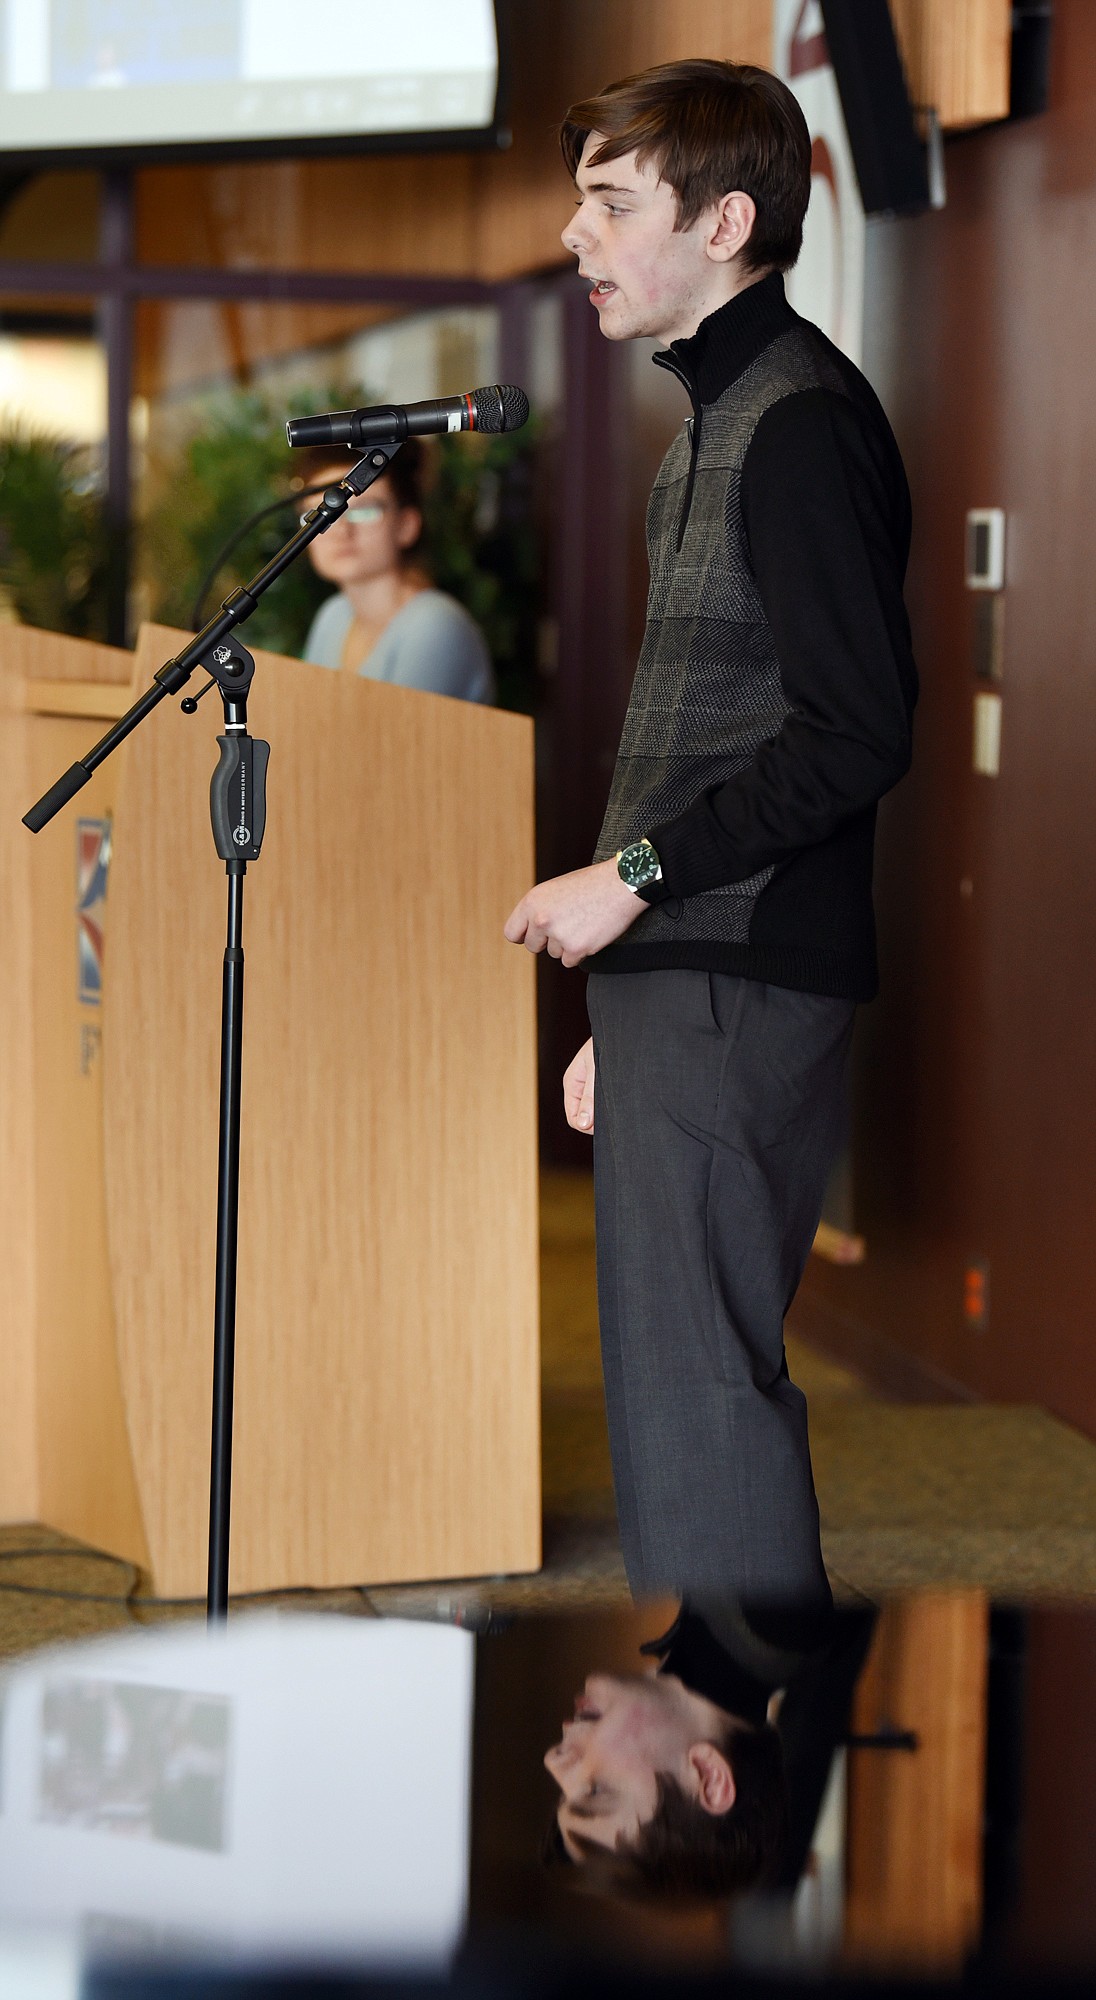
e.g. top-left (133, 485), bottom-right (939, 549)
top-left (298, 438), bottom-right (494, 703)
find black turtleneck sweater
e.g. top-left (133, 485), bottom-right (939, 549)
top-left (590, 271), bottom-right (917, 1002)
top-left (640, 1597), bottom-right (833, 1725)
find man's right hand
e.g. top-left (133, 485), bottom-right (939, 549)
top-left (563, 1038), bottom-right (596, 1134)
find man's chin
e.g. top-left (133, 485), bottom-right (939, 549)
top-left (596, 309), bottom-right (641, 342)
top-left (595, 303), bottom-right (666, 343)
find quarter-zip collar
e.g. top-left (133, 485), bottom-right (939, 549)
top-left (653, 269), bottom-right (797, 410)
top-left (652, 271), bottom-right (797, 550)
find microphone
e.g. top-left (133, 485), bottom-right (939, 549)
top-left (286, 384), bottom-right (530, 450)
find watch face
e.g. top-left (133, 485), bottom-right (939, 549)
top-left (619, 840), bottom-right (660, 889)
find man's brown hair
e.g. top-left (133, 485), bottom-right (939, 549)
top-left (560, 58), bottom-right (811, 274)
top-left (544, 1717), bottom-right (787, 1904)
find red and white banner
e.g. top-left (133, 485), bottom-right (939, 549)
top-left (773, 0), bottom-right (866, 366)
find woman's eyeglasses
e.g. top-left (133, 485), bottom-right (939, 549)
top-left (298, 498), bottom-right (389, 529)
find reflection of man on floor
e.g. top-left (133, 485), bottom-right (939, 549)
top-left (505, 59), bottom-right (916, 1604)
top-left (544, 1599), bottom-right (876, 1902)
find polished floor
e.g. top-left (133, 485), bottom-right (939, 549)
top-left (2, 1170), bottom-right (1095, 1657)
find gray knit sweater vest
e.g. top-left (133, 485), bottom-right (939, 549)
top-left (594, 324), bottom-right (849, 948)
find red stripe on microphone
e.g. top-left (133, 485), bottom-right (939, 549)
top-left (464, 391), bottom-right (476, 430)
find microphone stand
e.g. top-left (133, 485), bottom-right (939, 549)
top-left (188, 479), bottom-right (338, 633)
top-left (22, 438), bottom-right (403, 1622)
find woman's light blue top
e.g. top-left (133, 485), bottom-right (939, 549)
top-left (301, 588), bottom-right (494, 704)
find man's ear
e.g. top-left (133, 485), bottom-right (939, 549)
top-left (687, 1741), bottom-right (737, 1816)
top-left (707, 190), bottom-right (757, 265)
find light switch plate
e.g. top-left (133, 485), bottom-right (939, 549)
top-left (973, 691), bottom-right (1002, 775)
top-left (966, 509), bottom-right (1006, 590)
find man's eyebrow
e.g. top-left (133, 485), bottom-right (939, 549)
top-left (574, 177), bottom-right (641, 196)
top-left (564, 1798), bottom-right (615, 1821)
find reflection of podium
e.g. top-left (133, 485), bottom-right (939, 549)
top-left (1, 624), bottom-right (540, 1596)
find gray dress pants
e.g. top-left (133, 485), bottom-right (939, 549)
top-left (587, 968), bottom-right (854, 1605)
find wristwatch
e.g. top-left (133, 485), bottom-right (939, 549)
top-left (616, 837), bottom-right (663, 894)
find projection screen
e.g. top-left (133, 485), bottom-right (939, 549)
top-left (0, 0), bottom-right (502, 159)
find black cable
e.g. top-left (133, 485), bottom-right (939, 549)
top-left (188, 479), bottom-right (334, 630)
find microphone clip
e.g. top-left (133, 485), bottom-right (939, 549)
top-left (296, 440), bottom-right (405, 541)
top-left (343, 439), bottom-right (404, 495)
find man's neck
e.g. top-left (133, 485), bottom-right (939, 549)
top-left (658, 1670), bottom-right (742, 1743)
top-left (657, 262), bottom-right (772, 347)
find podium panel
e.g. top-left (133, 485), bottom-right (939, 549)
top-left (0, 628), bottom-right (148, 1562)
top-left (101, 628), bottom-right (540, 1596)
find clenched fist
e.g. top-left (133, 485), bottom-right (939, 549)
top-left (503, 859), bottom-right (642, 968)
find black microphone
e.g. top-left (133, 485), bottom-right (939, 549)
top-left (286, 384), bottom-right (530, 450)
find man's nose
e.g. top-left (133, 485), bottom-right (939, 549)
top-left (544, 1731), bottom-right (580, 1773)
top-left (561, 209), bottom-right (592, 257)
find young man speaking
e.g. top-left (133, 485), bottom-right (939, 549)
top-left (505, 61), bottom-right (917, 1606)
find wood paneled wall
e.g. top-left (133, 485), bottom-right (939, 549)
top-left (134, 153), bottom-right (482, 279)
top-left (890, 0), bottom-right (1011, 130)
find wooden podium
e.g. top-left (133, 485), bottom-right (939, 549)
top-left (1, 623), bottom-right (540, 1597)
